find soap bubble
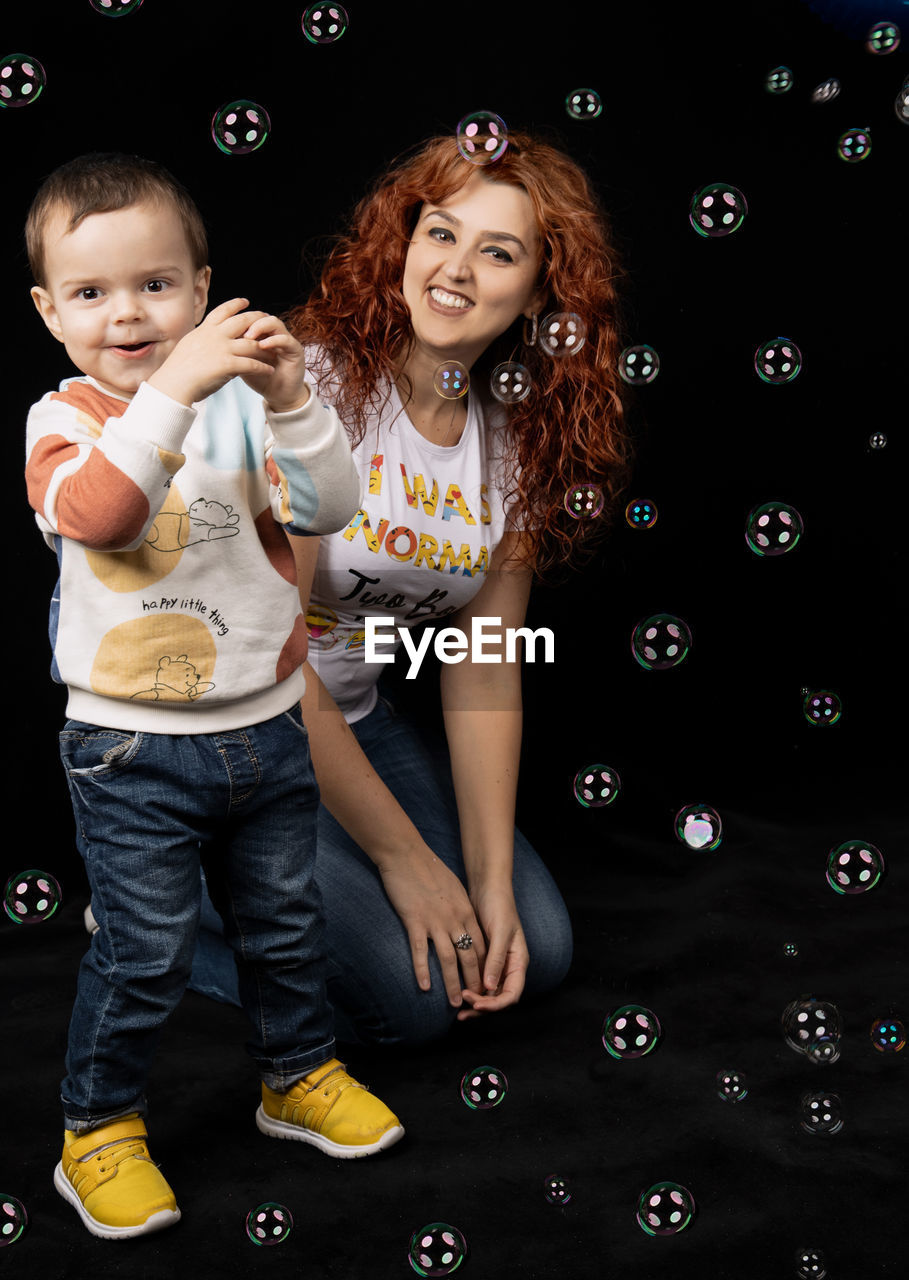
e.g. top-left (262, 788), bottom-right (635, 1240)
top-left (565, 88), bottom-right (602, 119)
top-left (675, 804), bottom-right (722, 851)
top-left (689, 183), bottom-right (748, 238)
top-left (870, 1016), bottom-right (905, 1052)
top-left (490, 362), bottom-right (530, 404)
top-left (460, 1066), bottom-right (507, 1110)
top-left (754, 337), bottom-right (801, 384)
top-left (573, 764), bottom-right (621, 809)
top-left (0, 54), bottom-right (46, 108)
top-left (745, 502), bottom-right (803, 556)
top-left (211, 100), bottom-right (271, 155)
top-left (802, 690), bottom-right (842, 726)
top-left (0, 1195), bottom-right (27, 1246)
top-left (563, 483), bottom-right (604, 520)
top-left (765, 66), bottom-right (793, 94)
top-left (799, 1091), bottom-right (843, 1135)
top-left (433, 361), bottom-right (469, 399)
top-left (409, 1223), bottom-right (467, 1277)
top-left (796, 1248), bottom-right (828, 1279)
top-left (811, 78), bottom-right (840, 104)
top-left (782, 996), bottom-right (842, 1063)
top-left (869, 431), bottom-right (888, 449)
top-left (456, 111), bottom-right (508, 164)
top-left (245, 1202), bottom-right (293, 1245)
top-left (543, 1174), bottom-right (572, 1205)
top-left (619, 344), bottom-right (660, 385)
top-left (897, 77), bottom-right (909, 124)
top-left (89, 0), bottom-right (143, 13)
top-left (784, 942), bottom-right (799, 957)
top-left (837, 127), bottom-right (871, 162)
top-left (716, 1069), bottom-right (748, 1103)
top-left (301, 3), bottom-right (348, 43)
top-left (538, 312), bottom-right (586, 357)
top-left (635, 1182), bottom-right (695, 1236)
top-left (3, 870), bottom-right (62, 924)
top-left (631, 614), bottom-right (691, 670)
top-left (866, 21), bottom-right (900, 53)
top-left (825, 839), bottom-right (884, 895)
top-left (602, 1005), bottom-right (662, 1059)
top-left (625, 498), bottom-right (658, 529)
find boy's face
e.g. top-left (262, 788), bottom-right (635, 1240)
top-left (31, 199), bottom-right (210, 399)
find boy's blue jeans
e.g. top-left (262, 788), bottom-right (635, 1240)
top-left (58, 705), bottom-right (335, 1133)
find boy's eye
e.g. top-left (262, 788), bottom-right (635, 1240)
top-left (76, 287), bottom-right (100, 301)
top-left (145, 279), bottom-right (168, 293)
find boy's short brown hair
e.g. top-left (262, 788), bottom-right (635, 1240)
top-left (26, 151), bottom-right (209, 286)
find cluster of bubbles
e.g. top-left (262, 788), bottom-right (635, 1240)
top-left (745, 502), bottom-right (803, 556)
top-left (3, 871), bottom-right (62, 924)
top-left (675, 804), bottom-right (723, 851)
top-left (456, 111), bottom-right (508, 165)
top-left (799, 1090), bottom-right (843, 1135)
top-left (625, 498), bottom-right (657, 529)
top-left (619, 344), bottom-right (660, 385)
top-left (602, 1005), bottom-right (662, 1059)
top-left (802, 690), bottom-right (842, 726)
top-left (635, 1182), bottom-right (696, 1236)
top-left (565, 88), bottom-right (602, 120)
top-left (689, 183), bottom-right (748, 238)
top-left (409, 1223), bottom-right (467, 1276)
top-left (460, 1066), bottom-right (508, 1110)
top-left (563, 483), bottom-right (604, 520)
top-left (245, 1202), bottom-right (293, 1245)
top-left (1, 1196), bottom-right (27, 1247)
top-left (754, 337), bottom-right (801, 384)
top-left (301, 3), bottom-right (348, 43)
top-left (825, 839), bottom-right (884, 895)
top-left (211, 101), bottom-right (271, 155)
top-left (432, 361), bottom-right (469, 400)
top-left (89, 0), bottom-right (143, 13)
top-left (782, 995), bottom-right (843, 1065)
top-left (0, 53), bottom-right (45, 107)
top-left (490, 362), bottom-right (530, 404)
top-left (573, 764), bottom-right (621, 809)
top-left (837, 127), bottom-right (872, 163)
top-left (631, 614), bottom-right (691, 670)
top-left (543, 1174), bottom-right (571, 1205)
top-left (716, 1069), bottom-right (748, 1103)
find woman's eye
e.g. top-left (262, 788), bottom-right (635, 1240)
top-left (485, 247), bottom-right (514, 263)
top-left (428, 227), bottom-right (455, 242)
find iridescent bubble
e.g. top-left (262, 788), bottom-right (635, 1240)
top-left (301, 3), bottom-right (348, 43)
top-left (573, 764), bottom-right (621, 809)
top-left (784, 942), bottom-right (799, 957)
top-left (0, 1195), bottom-right (27, 1247)
top-left (565, 88), bottom-right (602, 120)
top-left (211, 100), bottom-right (271, 155)
top-left (799, 1091), bottom-right (843, 1135)
top-left (245, 1202), bottom-right (293, 1245)
top-left (409, 1223), bottom-right (467, 1277)
top-left (870, 1016), bottom-right (906, 1053)
top-left (619, 344), bottom-right (660, 384)
top-left (897, 77), bottom-right (909, 125)
top-left (765, 66), bottom-right (793, 94)
top-left (456, 111), bottom-right (508, 165)
top-left (563, 482), bottom-right (604, 520)
top-left (89, 0), bottom-right (143, 14)
top-left (460, 1066), bottom-right (507, 1110)
top-left (543, 1174), bottom-right (572, 1205)
top-left (538, 312), bottom-right (586, 357)
top-left (0, 54), bottom-right (46, 108)
top-left (825, 839), bottom-right (884, 895)
top-left (716, 1069), bottom-right (748, 1103)
top-left (625, 498), bottom-right (658, 529)
top-left (811, 78), bottom-right (840, 104)
top-left (689, 183), bottom-right (748, 238)
top-left (754, 337), bottom-right (801, 384)
top-left (635, 1182), bottom-right (695, 1236)
top-left (3, 870), bottom-right (62, 924)
top-left (869, 431), bottom-right (888, 449)
top-left (745, 502), bottom-right (803, 556)
top-left (631, 614), bottom-right (691, 671)
top-left (866, 21), bottom-right (900, 54)
top-left (433, 361), bottom-right (469, 400)
top-left (802, 690), bottom-right (842, 726)
top-left (837, 127), bottom-right (871, 162)
top-left (602, 1005), bottom-right (662, 1059)
top-left (490, 361), bottom-right (530, 404)
top-left (796, 1247), bottom-right (828, 1279)
top-left (675, 804), bottom-right (722, 851)
top-left (782, 996), bottom-right (843, 1063)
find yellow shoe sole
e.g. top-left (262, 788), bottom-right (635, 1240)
top-left (255, 1104), bottom-right (404, 1158)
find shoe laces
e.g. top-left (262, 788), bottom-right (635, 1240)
top-left (301, 1062), bottom-right (366, 1100)
top-left (85, 1136), bottom-right (150, 1175)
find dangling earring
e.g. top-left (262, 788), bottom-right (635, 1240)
top-left (523, 312), bottom-right (539, 348)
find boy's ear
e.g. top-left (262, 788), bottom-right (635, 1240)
top-left (30, 286), bottom-right (65, 343)
top-left (193, 266), bottom-right (212, 325)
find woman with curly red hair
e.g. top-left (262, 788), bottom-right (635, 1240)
top-left (191, 131), bottom-right (631, 1043)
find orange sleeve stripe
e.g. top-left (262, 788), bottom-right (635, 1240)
top-left (28, 434), bottom-right (150, 548)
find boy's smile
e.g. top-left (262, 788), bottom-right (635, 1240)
top-left (31, 200), bottom-right (210, 399)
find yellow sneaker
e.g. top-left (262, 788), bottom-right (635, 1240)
top-left (256, 1059), bottom-right (404, 1158)
top-left (53, 1113), bottom-right (180, 1239)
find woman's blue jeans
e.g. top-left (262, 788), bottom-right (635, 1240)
top-left (59, 706), bottom-right (335, 1132)
top-left (190, 697), bottom-right (574, 1045)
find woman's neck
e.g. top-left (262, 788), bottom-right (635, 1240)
top-left (395, 350), bottom-right (469, 447)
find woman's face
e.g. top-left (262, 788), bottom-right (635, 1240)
top-left (402, 171), bottom-right (544, 372)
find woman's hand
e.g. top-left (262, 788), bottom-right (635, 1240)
top-left (456, 884), bottom-right (529, 1021)
top-left (377, 848), bottom-right (488, 1008)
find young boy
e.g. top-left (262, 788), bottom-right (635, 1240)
top-left (24, 153), bottom-right (403, 1241)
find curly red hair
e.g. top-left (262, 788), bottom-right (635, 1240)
top-left (285, 132), bottom-right (631, 576)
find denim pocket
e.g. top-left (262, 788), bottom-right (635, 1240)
top-left (59, 722), bottom-right (143, 777)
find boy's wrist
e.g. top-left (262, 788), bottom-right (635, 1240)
top-left (265, 383), bottom-right (311, 415)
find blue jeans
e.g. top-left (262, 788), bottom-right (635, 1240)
top-left (59, 706), bottom-right (334, 1132)
top-left (190, 697), bottom-right (573, 1045)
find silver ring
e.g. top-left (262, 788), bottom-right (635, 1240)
top-left (454, 932), bottom-right (473, 951)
